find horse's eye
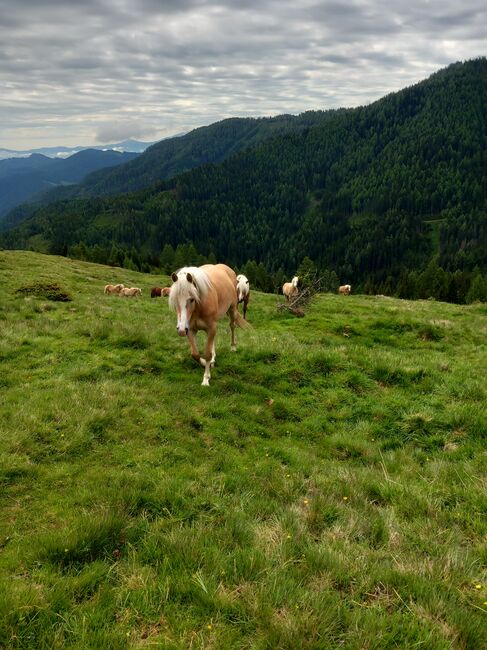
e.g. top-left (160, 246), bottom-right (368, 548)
top-left (189, 298), bottom-right (195, 304)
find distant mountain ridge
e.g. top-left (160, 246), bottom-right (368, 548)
top-left (0, 138), bottom-right (156, 160)
top-left (0, 149), bottom-right (139, 220)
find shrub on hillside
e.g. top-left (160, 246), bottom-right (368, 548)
top-left (16, 282), bottom-right (72, 302)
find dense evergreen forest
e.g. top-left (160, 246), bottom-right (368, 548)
top-left (7, 111), bottom-right (334, 216)
top-left (1, 58), bottom-right (486, 303)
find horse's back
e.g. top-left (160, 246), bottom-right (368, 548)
top-left (201, 264), bottom-right (238, 316)
top-left (203, 263), bottom-right (237, 285)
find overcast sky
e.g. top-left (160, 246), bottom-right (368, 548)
top-left (1, 0), bottom-right (485, 150)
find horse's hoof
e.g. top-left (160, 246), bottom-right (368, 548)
top-left (201, 379), bottom-right (210, 386)
top-left (231, 345), bottom-right (237, 352)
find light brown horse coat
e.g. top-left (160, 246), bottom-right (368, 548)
top-left (282, 276), bottom-right (299, 302)
top-left (339, 284), bottom-right (351, 295)
top-left (236, 274), bottom-right (250, 319)
top-left (169, 264), bottom-right (246, 385)
top-left (104, 283), bottom-right (124, 294)
top-left (120, 287), bottom-right (142, 297)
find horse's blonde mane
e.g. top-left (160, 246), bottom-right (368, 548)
top-left (169, 266), bottom-right (212, 310)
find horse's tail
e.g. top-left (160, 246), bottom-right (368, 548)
top-left (234, 311), bottom-right (251, 329)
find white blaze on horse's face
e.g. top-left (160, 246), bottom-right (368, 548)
top-left (171, 271), bottom-right (196, 337)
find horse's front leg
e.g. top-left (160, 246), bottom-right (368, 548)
top-left (201, 326), bottom-right (217, 386)
top-left (210, 339), bottom-right (216, 367)
top-left (187, 330), bottom-right (201, 364)
top-left (188, 329), bottom-right (213, 370)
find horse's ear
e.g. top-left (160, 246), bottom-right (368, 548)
top-left (171, 272), bottom-right (178, 282)
top-left (186, 272), bottom-right (193, 284)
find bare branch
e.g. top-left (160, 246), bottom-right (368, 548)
top-left (277, 274), bottom-right (324, 316)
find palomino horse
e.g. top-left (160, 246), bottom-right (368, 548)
top-left (339, 284), bottom-right (351, 295)
top-left (104, 283), bottom-right (124, 294)
top-left (120, 287), bottom-right (142, 297)
top-left (282, 276), bottom-right (299, 302)
top-left (169, 264), bottom-right (246, 386)
top-left (236, 274), bottom-right (250, 319)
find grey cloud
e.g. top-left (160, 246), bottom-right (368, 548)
top-left (95, 121), bottom-right (149, 143)
top-left (0, 0), bottom-right (485, 149)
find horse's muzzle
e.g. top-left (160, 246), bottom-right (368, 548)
top-left (177, 327), bottom-right (188, 337)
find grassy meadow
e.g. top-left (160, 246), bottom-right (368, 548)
top-left (0, 250), bottom-right (486, 649)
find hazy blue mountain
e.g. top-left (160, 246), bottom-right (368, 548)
top-left (0, 139), bottom-right (155, 160)
top-left (0, 149), bottom-right (139, 219)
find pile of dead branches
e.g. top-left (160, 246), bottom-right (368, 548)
top-left (277, 274), bottom-right (324, 317)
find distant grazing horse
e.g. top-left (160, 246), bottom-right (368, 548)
top-left (282, 276), bottom-right (299, 302)
top-left (339, 284), bottom-right (351, 295)
top-left (104, 283), bottom-right (124, 295)
top-left (236, 274), bottom-right (250, 319)
top-left (151, 286), bottom-right (171, 298)
top-left (120, 287), bottom-right (142, 297)
top-left (169, 264), bottom-right (246, 386)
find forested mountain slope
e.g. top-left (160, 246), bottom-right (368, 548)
top-left (2, 59), bottom-right (486, 292)
top-left (16, 112), bottom-right (335, 209)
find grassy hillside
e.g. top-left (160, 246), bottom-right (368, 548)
top-left (0, 251), bottom-right (486, 649)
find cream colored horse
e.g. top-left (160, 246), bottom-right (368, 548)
top-left (169, 264), bottom-right (246, 386)
top-left (120, 287), bottom-right (142, 297)
top-left (282, 276), bottom-right (299, 302)
top-left (104, 283), bottom-right (124, 294)
top-left (339, 284), bottom-right (351, 295)
top-left (236, 274), bottom-right (250, 319)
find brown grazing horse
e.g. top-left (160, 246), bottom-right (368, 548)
top-left (169, 264), bottom-right (246, 386)
top-left (236, 274), bottom-right (250, 319)
top-left (339, 284), bottom-right (351, 295)
top-left (151, 286), bottom-right (172, 298)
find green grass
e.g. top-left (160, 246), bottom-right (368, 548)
top-left (0, 251), bottom-right (486, 649)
